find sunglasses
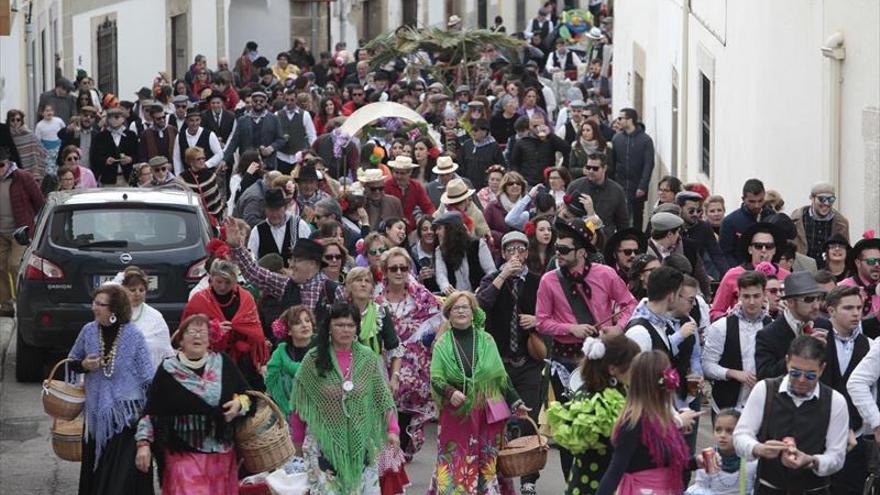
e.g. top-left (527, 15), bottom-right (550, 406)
top-left (386, 265), bottom-right (409, 273)
top-left (368, 186), bottom-right (384, 192)
top-left (686, 207), bottom-right (703, 216)
top-left (504, 245), bottom-right (528, 254)
top-left (861, 257), bottom-right (880, 266)
top-left (618, 248), bottom-right (640, 256)
top-left (555, 245), bottom-right (576, 255)
top-left (368, 247), bottom-right (387, 256)
top-left (799, 295), bottom-right (821, 304)
top-left (584, 165), bottom-right (601, 171)
top-left (816, 195), bottom-right (836, 205)
top-left (788, 368), bottom-right (818, 381)
top-left (155, 166), bottom-right (168, 172)
top-left (750, 242), bottom-right (776, 251)
top-left (323, 254), bottom-right (344, 261)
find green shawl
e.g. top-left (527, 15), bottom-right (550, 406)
top-left (430, 309), bottom-right (510, 416)
top-left (293, 343), bottom-right (394, 495)
top-left (265, 343), bottom-right (302, 417)
top-left (358, 301), bottom-right (381, 355)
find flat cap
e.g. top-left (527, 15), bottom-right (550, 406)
top-left (501, 231), bottom-right (529, 249)
top-left (650, 212), bottom-right (684, 232)
top-left (675, 191), bottom-right (704, 204)
top-left (432, 211), bottom-right (464, 226)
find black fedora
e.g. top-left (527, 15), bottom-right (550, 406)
top-left (296, 164), bottom-right (321, 182)
top-left (604, 227), bottom-right (647, 266)
top-left (264, 188), bottom-right (289, 209)
top-left (740, 222), bottom-right (784, 262)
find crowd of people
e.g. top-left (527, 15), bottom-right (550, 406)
top-left (2, 1), bottom-right (880, 494)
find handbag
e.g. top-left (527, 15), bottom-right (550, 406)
top-left (486, 398), bottom-right (511, 424)
top-left (527, 332), bottom-right (547, 361)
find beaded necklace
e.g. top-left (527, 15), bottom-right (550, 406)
top-left (98, 325), bottom-right (123, 378)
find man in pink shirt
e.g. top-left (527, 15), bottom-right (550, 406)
top-left (383, 156), bottom-right (435, 231)
top-left (839, 236), bottom-right (880, 318)
top-left (535, 217), bottom-right (636, 477)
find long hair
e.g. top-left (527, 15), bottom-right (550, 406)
top-left (580, 334), bottom-right (640, 393)
top-left (440, 221), bottom-right (472, 272)
top-left (580, 120), bottom-right (607, 150)
top-left (314, 301), bottom-right (362, 376)
top-left (616, 351), bottom-right (674, 432)
top-left (526, 214), bottom-right (556, 274)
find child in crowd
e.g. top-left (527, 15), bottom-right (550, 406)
top-left (686, 408), bottom-right (757, 495)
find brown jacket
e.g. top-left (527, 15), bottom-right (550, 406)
top-left (791, 205), bottom-right (849, 254)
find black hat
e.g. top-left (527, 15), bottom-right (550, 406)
top-left (296, 164), bottom-right (320, 182)
top-left (253, 56), bottom-right (270, 68)
top-left (740, 222), bottom-right (784, 261)
top-left (205, 90), bottom-right (226, 102)
top-left (185, 107), bottom-right (202, 119)
top-left (850, 235), bottom-right (880, 264)
top-left (764, 213), bottom-right (797, 241)
top-left (823, 233), bottom-right (851, 252)
top-left (136, 87), bottom-right (153, 99)
top-left (554, 217), bottom-right (595, 251)
top-left (603, 227), bottom-right (647, 265)
top-left (264, 188), bottom-right (290, 209)
top-left (562, 193), bottom-right (587, 218)
top-left (290, 238), bottom-right (324, 263)
top-left (56, 78), bottom-right (75, 91)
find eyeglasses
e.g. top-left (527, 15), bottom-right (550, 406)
top-left (386, 264), bottom-right (409, 273)
top-left (816, 195), bottom-right (836, 205)
top-left (368, 247), bottom-right (387, 256)
top-left (788, 368), bottom-right (818, 381)
top-left (584, 165), bottom-right (601, 171)
top-left (618, 248), bottom-right (640, 256)
top-left (686, 207), bottom-right (703, 216)
top-left (92, 300), bottom-right (111, 307)
top-left (65, 155), bottom-right (81, 162)
top-left (451, 304), bottom-right (471, 314)
top-left (323, 254), bottom-right (344, 261)
top-left (155, 166), bottom-right (168, 172)
top-left (750, 242), bottom-right (776, 251)
top-left (861, 257), bottom-right (880, 266)
top-left (9, 117), bottom-right (22, 122)
top-left (184, 328), bottom-right (209, 337)
top-left (504, 245), bottom-right (528, 254)
top-left (555, 245), bottom-right (576, 255)
top-left (174, 104), bottom-right (189, 108)
top-left (799, 295), bottom-right (821, 304)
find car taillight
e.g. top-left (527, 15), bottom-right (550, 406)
top-left (25, 254), bottom-right (65, 280)
top-left (186, 258), bottom-right (207, 281)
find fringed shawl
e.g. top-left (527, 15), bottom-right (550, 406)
top-left (182, 286), bottom-right (270, 367)
top-left (68, 321), bottom-right (154, 470)
top-left (10, 127), bottom-right (47, 182)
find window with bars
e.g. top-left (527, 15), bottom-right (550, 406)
top-left (701, 73), bottom-right (712, 177)
top-left (96, 17), bottom-right (118, 96)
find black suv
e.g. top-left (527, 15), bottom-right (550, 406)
top-left (14, 188), bottom-right (213, 381)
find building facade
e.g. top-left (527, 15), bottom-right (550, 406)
top-left (612, 0), bottom-right (879, 236)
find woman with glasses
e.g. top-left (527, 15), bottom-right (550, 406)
top-left (357, 232), bottom-right (390, 279)
top-left (67, 283), bottom-right (155, 494)
top-left (58, 145), bottom-right (98, 189)
top-left (321, 239), bottom-right (351, 284)
top-left (710, 223), bottom-right (790, 320)
top-left (376, 247), bottom-right (444, 461)
top-left (484, 171), bottom-right (529, 241)
top-left (655, 175), bottom-right (682, 207)
top-left (6, 109), bottom-right (48, 183)
top-left (821, 234), bottom-right (852, 282)
top-left (291, 302), bottom-right (398, 494)
top-left (56, 164), bottom-right (78, 191)
top-left (134, 314), bottom-right (252, 494)
top-left (428, 291), bottom-right (530, 494)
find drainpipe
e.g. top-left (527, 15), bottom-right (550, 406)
top-left (821, 31), bottom-right (845, 207)
top-left (679, 0), bottom-right (690, 180)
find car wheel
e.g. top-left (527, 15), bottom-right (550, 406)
top-left (15, 330), bottom-right (45, 383)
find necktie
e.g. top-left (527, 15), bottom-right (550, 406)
top-left (215, 113), bottom-right (221, 126)
top-left (509, 277), bottom-right (522, 355)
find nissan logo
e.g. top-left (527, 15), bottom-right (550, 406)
top-left (120, 253), bottom-right (133, 264)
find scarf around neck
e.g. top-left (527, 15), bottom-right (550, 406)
top-left (265, 342), bottom-right (304, 416)
top-left (430, 308), bottom-right (509, 415)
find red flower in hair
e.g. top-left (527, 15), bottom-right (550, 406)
top-left (865, 230), bottom-right (876, 239)
top-left (428, 147), bottom-right (441, 160)
top-left (563, 194), bottom-right (574, 205)
top-left (206, 238), bottom-right (231, 260)
top-left (338, 197), bottom-right (350, 212)
top-left (524, 221), bottom-right (536, 237)
top-left (542, 167), bottom-right (554, 181)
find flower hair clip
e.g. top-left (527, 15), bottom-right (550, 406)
top-left (206, 238), bottom-right (232, 260)
top-left (562, 193), bottom-right (574, 205)
top-left (581, 337), bottom-right (606, 360)
top-left (754, 261), bottom-right (778, 277)
top-left (524, 221), bottom-right (536, 237)
top-left (659, 367), bottom-right (680, 392)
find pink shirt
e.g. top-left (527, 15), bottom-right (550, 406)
top-left (536, 264), bottom-right (637, 344)
top-left (839, 276), bottom-right (880, 317)
top-left (710, 265), bottom-right (790, 321)
top-left (290, 348), bottom-right (399, 444)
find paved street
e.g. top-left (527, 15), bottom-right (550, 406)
top-left (0, 317), bottom-right (714, 493)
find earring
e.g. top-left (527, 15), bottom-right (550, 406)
top-left (109, 313), bottom-right (117, 324)
top-left (609, 376), bottom-right (619, 387)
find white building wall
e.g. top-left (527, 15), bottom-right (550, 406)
top-left (613, 0), bottom-right (879, 237)
top-left (190, 0), bottom-right (218, 65)
top-left (71, 0), bottom-right (165, 100)
top-left (426, 0), bottom-right (445, 27)
top-left (0, 8), bottom-right (27, 120)
top-left (227, 0), bottom-right (289, 66)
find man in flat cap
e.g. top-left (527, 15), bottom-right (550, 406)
top-left (138, 101), bottom-right (177, 164)
top-left (791, 182), bottom-right (850, 265)
top-left (91, 107), bottom-right (139, 185)
top-left (173, 107), bottom-right (225, 176)
top-left (224, 90), bottom-right (285, 171)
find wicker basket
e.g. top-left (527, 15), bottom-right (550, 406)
top-left (497, 416), bottom-right (549, 478)
top-left (42, 358), bottom-right (86, 421)
top-left (51, 416), bottom-right (83, 462)
top-left (236, 390), bottom-right (295, 474)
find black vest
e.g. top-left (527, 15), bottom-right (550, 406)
top-left (820, 331), bottom-right (870, 431)
top-left (757, 377), bottom-right (833, 492)
top-left (626, 316), bottom-right (694, 400)
top-left (277, 110), bottom-right (308, 155)
top-left (484, 271), bottom-right (540, 359)
top-left (551, 51), bottom-right (577, 71)
top-left (447, 239), bottom-right (487, 291)
top-left (529, 19), bottom-right (551, 39)
top-left (259, 278), bottom-right (339, 342)
top-left (203, 110), bottom-right (235, 142)
top-left (713, 315), bottom-right (773, 410)
top-left (255, 219), bottom-right (294, 265)
top-left (178, 128), bottom-right (215, 163)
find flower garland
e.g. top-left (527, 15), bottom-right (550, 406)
top-left (361, 121), bottom-right (431, 142)
top-left (546, 387), bottom-right (626, 454)
top-left (331, 128), bottom-right (353, 159)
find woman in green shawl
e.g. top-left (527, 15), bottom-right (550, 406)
top-left (292, 301), bottom-right (398, 495)
top-left (428, 291), bottom-right (531, 495)
top-left (264, 305), bottom-right (315, 454)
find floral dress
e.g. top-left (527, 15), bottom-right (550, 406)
top-left (375, 276), bottom-right (443, 459)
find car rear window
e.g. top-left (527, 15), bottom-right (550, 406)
top-left (49, 207), bottom-right (202, 251)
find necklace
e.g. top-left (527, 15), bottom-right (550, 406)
top-left (214, 291), bottom-right (237, 308)
top-left (451, 331), bottom-right (476, 397)
top-left (131, 304), bottom-right (145, 322)
top-left (388, 294), bottom-right (408, 318)
top-left (98, 325), bottom-right (122, 378)
top-left (178, 352), bottom-right (207, 369)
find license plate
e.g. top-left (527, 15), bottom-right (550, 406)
top-left (93, 274), bottom-right (158, 291)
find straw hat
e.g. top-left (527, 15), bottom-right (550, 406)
top-left (358, 168), bottom-right (386, 184)
top-left (387, 156), bottom-right (418, 170)
top-left (440, 178), bottom-right (475, 205)
top-left (431, 156), bottom-right (459, 175)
